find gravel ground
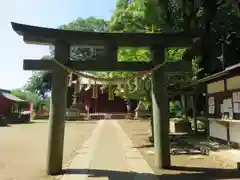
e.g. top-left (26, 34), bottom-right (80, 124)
top-left (0, 120), bottom-right (97, 180)
top-left (118, 119), bottom-right (240, 180)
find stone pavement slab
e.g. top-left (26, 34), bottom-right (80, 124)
top-left (61, 120), bottom-right (158, 180)
top-left (210, 149), bottom-right (240, 169)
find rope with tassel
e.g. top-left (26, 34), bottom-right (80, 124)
top-left (53, 58), bottom-right (166, 84)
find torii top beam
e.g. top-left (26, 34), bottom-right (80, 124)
top-left (11, 22), bottom-right (198, 47)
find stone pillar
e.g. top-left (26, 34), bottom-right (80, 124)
top-left (150, 45), bottom-right (170, 168)
top-left (47, 41), bottom-right (69, 175)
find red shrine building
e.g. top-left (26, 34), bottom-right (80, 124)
top-left (78, 86), bottom-right (135, 113)
top-left (67, 78), bottom-right (137, 114)
top-left (0, 89), bottom-right (27, 114)
top-left (0, 89), bottom-right (30, 123)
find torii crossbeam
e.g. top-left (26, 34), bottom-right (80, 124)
top-left (11, 22), bottom-right (194, 175)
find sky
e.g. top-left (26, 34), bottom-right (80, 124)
top-left (0, 0), bottom-right (116, 90)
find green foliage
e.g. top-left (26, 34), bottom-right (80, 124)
top-left (60, 17), bottom-right (108, 61)
top-left (11, 89), bottom-right (29, 101)
top-left (133, 0), bottom-right (240, 78)
top-left (169, 101), bottom-right (181, 116)
top-left (108, 0), bottom-right (240, 99)
top-left (108, 0), bottom-right (145, 32)
top-left (24, 72), bottom-right (51, 99)
top-left (167, 48), bottom-right (186, 62)
top-left (61, 17), bottom-right (108, 31)
top-left (12, 89), bottom-right (49, 112)
top-left (118, 47), bottom-right (149, 62)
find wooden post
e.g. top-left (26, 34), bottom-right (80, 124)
top-left (191, 95), bottom-right (198, 133)
top-left (104, 44), bottom-right (118, 63)
top-left (181, 94), bottom-right (188, 121)
top-left (47, 41), bottom-right (69, 175)
top-left (150, 45), bottom-right (170, 168)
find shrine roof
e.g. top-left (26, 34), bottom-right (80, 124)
top-left (194, 63), bottom-right (240, 84)
top-left (182, 62), bottom-right (240, 90)
top-left (0, 88), bottom-right (11, 93)
top-left (11, 22), bottom-right (197, 47)
top-left (0, 89), bottom-right (27, 102)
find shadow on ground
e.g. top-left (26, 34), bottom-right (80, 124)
top-left (134, 133), bottom-right (234, 156)
top-left (134, 139), bottom-right (204, 156)
top-left (0, 120), bottom-right (98, 127)
top-left (62, 167), bottom-right (240, 180)
top-left (66, 120), bottom-right (98, 124)
top-left (0, 121), bottom-right (37, 127)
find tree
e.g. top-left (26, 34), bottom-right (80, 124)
top-left (109, 0), bottom-right (240, 96)
top-left (24, 72), bottom-right (51, 99)
top-left (156, 0), bottom-right (240, 78)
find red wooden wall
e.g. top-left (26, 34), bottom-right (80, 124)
top-left (0, 95), bottom-right (13, 114)
top-left (75, 87), bottom-right (137, 113)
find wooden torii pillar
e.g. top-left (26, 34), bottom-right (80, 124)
top-left (48, 41), bottom-right (69, 174)
top-left (151, 45), bottom-right (170, 167)
top-left (11, 22), bottom-right (195, 174)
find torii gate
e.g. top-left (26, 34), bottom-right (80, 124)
top-left (11, 22), bottom-right (194, 175)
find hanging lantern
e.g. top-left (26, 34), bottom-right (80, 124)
top-left (108, 84), bottom-right (114, 100)
top-left (68, 72), bottom-right (73, 87)
top-left (92, 82), bottom-right (98, 99)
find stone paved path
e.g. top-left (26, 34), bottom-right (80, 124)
top-left (61, 119), bottom-right (158, 180)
